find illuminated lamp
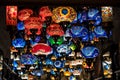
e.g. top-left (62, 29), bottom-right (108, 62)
top-left (69, 76), bottom-right (77, 80)
top-left (73, 70), bottom-right (81, 76)
top-left (12, 60), bottom-right (18, 71)
top-left (50, 76), bottom-right (55, 80)
top-left (82, 61), bottom-right (93, 69)
top-left (30, 36), bottom-right (41, 45)
top-left (94, 26), bottom-right (107, 38)
top-left (64, 71), bottom-right (71, 77)
top-left (45, 59), bottom-right (53, 66)
top-left (88, 8), bottom-right (102, 26)
top-left (52, 6), bottom-right (77, 23)
top-left (72, 11), bottom-right (87, 24)
top-left (18, 9), bottom-right (33, 21)
top-left (70, 26), bottom-right (89, 41)
top-left (69, 44), bottom-right (76, 51)
top-left (57, 44), bottom-right (72, 55)
top-left (102, 7), bottom-right (113, 22)
top-left (12, 38), bottom-right (26, 48)
top-left (54, 60), bottom-right (64, 68)
top-left (102, 62), bottom-right (110, 70)
top-left (17, 22), bottom-right (25, 30)
top-left (63, 29), bottom-right (72, 42)
top-left (70, 26), bottom-right (88, 38)
top-left (20, 53), bottom-right (38, 65)
top-left (24, 17), bottom-right (43, 35)
top-left (39, 6), bottom-right (52, 22)
top-left (6, 6), bottom-right (17, 26)
top-left (31, 70), bottom-right (43, 77)
top-left (50, 70), bottom-right (56, 75)
top-left (31, 43), bottom-right (52, 55)
top-left (51, 56), bottom-right (57, 60)
top-left (81, 46), bottom-right (99, 58)
top-left (48, 36), bottom-right (63, 46)
top-left (46, 24), bottom-right (64, 36)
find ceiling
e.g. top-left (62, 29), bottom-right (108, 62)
top-left (1, 0), bottom-right (120, 6)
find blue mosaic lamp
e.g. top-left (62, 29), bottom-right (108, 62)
top-left (54, 60), bottom-right (65, 68)
top-left (70, 26), bottom-right (88, 38)
top-left (94, 26), bottom-right (107, 38)
top-left (31, 70), bottom-right (43, 77)
top-left (12, 38), bottom-right (26, 48)
top-left (81, 46), bottom-right (99, 58)
top-left (20, 54), bottom-right (38, 65)
top-left (17, 22), bottom-right (25, 30)
top-left (88, 9), bottom-right (102, 26)
top-left (57, 44), bottom-right (72, 55)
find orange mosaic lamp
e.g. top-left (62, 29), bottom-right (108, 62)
top-left (46, 23), bottom-right (64, 36)
top-left (18, 9), bottom-right (33, 21)
top-left (24, 17), bottom-right (43, 35)
top-left (6, 6), bottom-right (17, 26)
top-left (39, 6), bottom-right (52, 22)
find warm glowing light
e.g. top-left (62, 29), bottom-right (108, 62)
top-left (102, 6), bottom-right (113, 22)
top-left (6, 6), bottom-right (17, 26)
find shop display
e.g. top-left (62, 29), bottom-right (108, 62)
top-left (7, 6), bottom-right (113, 80)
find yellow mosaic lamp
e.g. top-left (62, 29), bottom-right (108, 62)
top-left (64, 71), bottom-right (71, 77)
top-left (52, 6), bottom-right (77, 23)
top-left (51, 56), bottom-right (57, 60)
top-left (102, 6), bottom-right (113, 22)
top-left (53, 68), bottom-right (57, 71)
top-left (46, 68), bottom-right (51, 72)
top-left (104, 70), bottom-right (109, 75)
top-left (51, 76), bottom-right (55, 80)
top-left (43, 67), bottom-right (47, 71)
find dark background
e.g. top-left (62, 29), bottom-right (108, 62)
top-left (1, 0), bottom-right (120, 6)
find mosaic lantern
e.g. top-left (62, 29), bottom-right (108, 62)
top-left (39, 6), bottom-right (52, 22)
top-left (57, 44), bottom-right (72, 55)
top-left (88, 8), bottom-right (102, 26)
top-left (48, 36), bottom-right (63, 46)
top-left (81, 46), bottom-right (99, 58)
top-left (12, 38), bottom-right (26, 48)
top-left (31, 43), bottom-right (52, 55)
top-left (54, 60), bottom-right (65, 68)
top-left (24, 17), bottom-right (43, 35)
top-left (72, 11), bottom-right (87, 24)
top-left (46, 24), bottom-right (64, 36)
top-left (31, 70), bottom-right (43, 76)
top-left (20, 54), bottom-right (38, 65)
top-left (94, 26), bottom-right (107, 38)
top-left (6, 6), bottom-right (17, 26)
top-left (45, 59), bottom-right (53, 66)
top-left (18, 9), bottom-right (33, 21)
top-left (102, 7), bottom-right (113, 22)
top-left (52, 6), bottom-right (77, 23)
top-left (17, 22), bottom-right (25, 31)
top-left (70, 26), bottom-right (88, 38)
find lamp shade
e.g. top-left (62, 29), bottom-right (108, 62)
top-left (20, 54), bottom-right (38, 65)
top-left (18, 9), bottom-right (33, 21)
top-left (81, 46), bottom-right (99, 58)
top-left (32, 43), bottom-right (52, 55)
top-left (52, 6), bottom-right (77, 23)
top-left (12, 38), bottom-right (26, 48)
top-left (46, 24), bottom-right (64, 36)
